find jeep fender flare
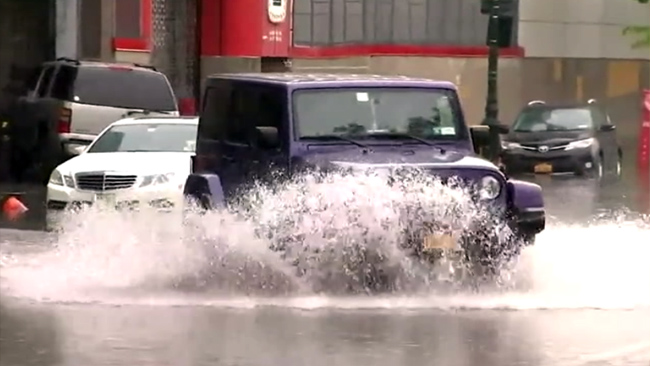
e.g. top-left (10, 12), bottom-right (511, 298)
top-left (183, 173), bottom-right (225, 210)
top-left (506, 179), bottom-right (545, 236)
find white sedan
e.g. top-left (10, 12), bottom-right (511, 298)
top-left (46, 116), bottom-right (198, 212)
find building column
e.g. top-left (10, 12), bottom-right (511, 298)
top-left (100, 0), bottom-right (115, 61)
top-left (55, 0), bottom-right (79, 58)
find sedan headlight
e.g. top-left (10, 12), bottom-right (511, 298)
top-left (49, 170), bottom-right (75, 187)
top-left (564, 138), bottom-right (594, 151)
top-left (479, 175), bottom-right (501, 200)
top-left (140, 173), bottom-right (175, 187)
top-left (501, 141), bottom-right (522, 150)
top-left (49, 170), bottom-right (64, 186)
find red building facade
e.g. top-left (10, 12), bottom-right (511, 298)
top-left (112, 0), bottom-right (524, 59)
top-left (110, 0), bottom-right (527, 120)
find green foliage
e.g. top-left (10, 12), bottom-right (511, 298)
top-left (623, 0), bottom-right (649, 48)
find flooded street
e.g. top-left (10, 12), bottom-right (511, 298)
top-left (1, 175), bottom-right (649, 366)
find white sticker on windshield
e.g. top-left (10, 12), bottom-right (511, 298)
top-left (356, 92), bottom-right (369, 102)
top-left (439, 127), bottom-right (455, 135)
top-left (147, 127), bottom-right (156, 132)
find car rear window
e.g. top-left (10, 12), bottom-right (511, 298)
top-left (53, 65), bottom-right (177, 111)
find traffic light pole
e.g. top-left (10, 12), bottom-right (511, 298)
top-left (482, 0), bottom-right (501, 163)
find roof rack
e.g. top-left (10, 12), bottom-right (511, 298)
top-left (55, 57), bottom-right (80, 65)
top-left (132, 63), bottom-right (157, 71)
top-left (587, 98), bottom-right (597, 104)
top-left (527, 100), bottom-right (546, 106)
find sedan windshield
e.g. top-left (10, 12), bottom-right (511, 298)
top-left (293, 88), bottom-right (464, 141)
top-left (513, 107), bottom-right (594, 132)
top-left (87, 123), bottom-right (197, 153)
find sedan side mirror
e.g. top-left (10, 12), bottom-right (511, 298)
top-left (494, 124), bottom-right (510, 134)
top-left (600, 124), bottom-right (616, 132)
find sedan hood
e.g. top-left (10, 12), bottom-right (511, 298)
top-left (506, 130), bottom-right (591, 145)
top-left (57, 152), bottom-right (192, 176)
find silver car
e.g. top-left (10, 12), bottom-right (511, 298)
top-left (18, 58), bottom-right (179, 159)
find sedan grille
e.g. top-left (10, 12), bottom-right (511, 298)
top-left (520, 143), bottom-right (568, 151)
top-left (75, 173), bottom-right (137, 191)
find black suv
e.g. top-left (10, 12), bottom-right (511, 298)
top-left (500, 100), bottom-right (622, 178)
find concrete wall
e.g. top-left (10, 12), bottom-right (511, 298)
top-left (518, 0), bottom-right (650, 59)
top-left (114, 51), bottom-right (151, 64)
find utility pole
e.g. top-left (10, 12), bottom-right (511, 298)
top-left (482, 0), bottom-right (502, 163)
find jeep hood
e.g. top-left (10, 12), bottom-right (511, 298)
top-left (298, 147), bottom-right (498, 171)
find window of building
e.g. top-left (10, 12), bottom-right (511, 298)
top-left (114, 0), bottom-right (142, 39)
top-left (113, 0), bottom-right (150, 50)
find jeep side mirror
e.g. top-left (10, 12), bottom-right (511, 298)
top-left (255, 126), bottom-right (280, 149)
top-left (470, 125), bottom-right (490, 154)
top-left (471, 124), bottom-right (510, 157)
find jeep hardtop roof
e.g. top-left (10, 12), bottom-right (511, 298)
top-left (204, 73), bottom-right (457, 89)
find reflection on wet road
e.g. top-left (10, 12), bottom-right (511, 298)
top-left (1, 301), bottom-right (649, 366)
top-left (1, 176), bottom-right (649, 366)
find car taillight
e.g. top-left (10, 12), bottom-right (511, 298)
top-left (58, 108), bottom-right (72, 133)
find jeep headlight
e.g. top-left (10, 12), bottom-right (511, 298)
top-left (140, 173), bottom-right (175, 187)
top-left (479, 175), bottom-right (501, 200)
top-left (564, 138), bottom-right (594, 151)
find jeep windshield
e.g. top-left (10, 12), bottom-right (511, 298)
top-left (53, 65), bottom-right (178, 111)
top-left (294, 88), bottom-right (464, 142)
top-left (513, 107), bottom-right (594, 132)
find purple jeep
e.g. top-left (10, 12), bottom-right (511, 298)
top-left (184, 73), bottom-right (545, 277)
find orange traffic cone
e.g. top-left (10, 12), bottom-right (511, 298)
top-left (2, 196), bottom-right (28, 221)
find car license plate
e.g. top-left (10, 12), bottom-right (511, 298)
top-left (422, 233), bottom-right (458, 251)
top-left (94, 193), bottom-right (115, 205)
top-left (534, 163), bottom-right (553, 174)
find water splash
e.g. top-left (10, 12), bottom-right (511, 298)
top-left (1, 171), bottom-right (648, 310)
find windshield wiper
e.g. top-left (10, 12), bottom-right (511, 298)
top-left (365, 132), bottom-right (446, 153)
top-left (301, 134), bottom-right (371, 149)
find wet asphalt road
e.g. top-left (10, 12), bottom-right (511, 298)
top-left (1, 175), bottom-right (649, 366)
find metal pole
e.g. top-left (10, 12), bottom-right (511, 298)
top-left (482, 0), bottom-right (501, 163)
top-left (193, 0), bottom-right (203, 113)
